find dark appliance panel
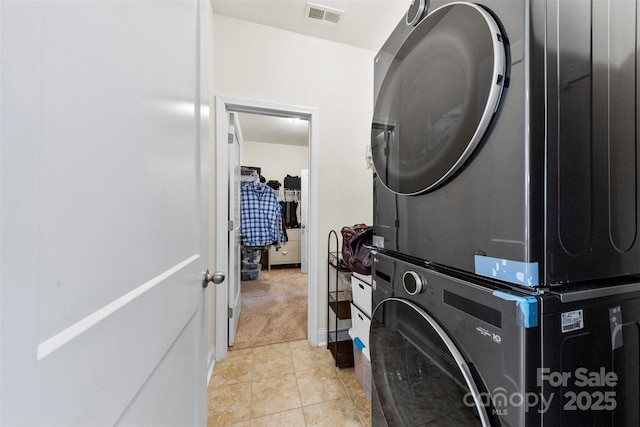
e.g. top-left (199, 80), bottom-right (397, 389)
top-left (371, 252), bottom-right (541, 426)
top-left (372, 0), bottom-right (640, 286)
top-left (544, 0), bottom-right (640, 284)
top-left (371, 252), bottom-right (640, 426)
top-left (538, 282), bottom-right (640, 426)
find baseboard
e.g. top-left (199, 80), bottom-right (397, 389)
top-left (317, 328), bottom-right (327, 347)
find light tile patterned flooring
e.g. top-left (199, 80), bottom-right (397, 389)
top-left (207, 340), bottom-right (371, 426)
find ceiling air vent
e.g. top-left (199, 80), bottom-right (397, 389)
top-left (305, 2), bottom-right (345, 25)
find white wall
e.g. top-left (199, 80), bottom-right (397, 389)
top-left (242, 140), bottom-right (309, 185)
top-left (212, 14), bottom-right (375, 339)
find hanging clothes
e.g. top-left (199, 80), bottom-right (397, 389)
top-left (241, 181), bottom-right (286, 247)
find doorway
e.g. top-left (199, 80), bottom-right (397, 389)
top-left (214, 97), bottom-right (319, 362)
top-left (233, 112), bottom-right (309, 350)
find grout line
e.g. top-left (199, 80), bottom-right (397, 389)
top-left (292, 367), bottom-right (308, 426)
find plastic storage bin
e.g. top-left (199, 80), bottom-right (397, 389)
top-left (242, 248), bottom-right (262, 263)
top-left (241, 263), bottom-right (262, 281)
top-left (351, 334), bottom-right (371, 398)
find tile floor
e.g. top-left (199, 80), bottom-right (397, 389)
top-left (207, 340), bottom-right (371, 426)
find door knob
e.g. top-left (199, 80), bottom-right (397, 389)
top-left (202, 269), bottom-right (225, 288)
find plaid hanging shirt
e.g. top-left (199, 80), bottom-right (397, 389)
top-left (240, 181), bottom-right (285, 247)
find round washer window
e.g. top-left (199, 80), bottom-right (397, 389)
top-left (370, 298), bottom-right (490, 425)
top-left (372, 2), bottom-right (507, 195)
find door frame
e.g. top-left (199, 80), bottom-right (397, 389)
top-left (226, 112), bottom-right (242, 347)
top-left (214, 96), bottom-right (319, 361)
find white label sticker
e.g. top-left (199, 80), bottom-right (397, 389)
top-left (372, 235), bottom-right (385, 248)
top-left (562, 309), bottom-right (584, 333)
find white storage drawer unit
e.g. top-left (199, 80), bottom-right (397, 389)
top-left (350, 303), bottom-right (371, 350)
top-left (350, 273), bottom-right (372, 351)
top-left (352, 272), bottom-right (371, 283)
top-left (352, 275), bottom-right (372, 317)
top-left (268, 228), bottom-right (300, 269)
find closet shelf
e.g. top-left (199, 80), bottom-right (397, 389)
top-left (329, 291), bottom-right (352, 319)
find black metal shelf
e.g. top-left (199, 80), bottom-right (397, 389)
top-left (327, 230), bottom-right (354, 368)
top-left (328, 251), bottom-right (350, 271)
top-left (327, 328), bottom-right (353, 368)
top-left (329, 290), bottom-right (352, 319)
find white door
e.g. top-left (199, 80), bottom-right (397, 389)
top-left (1, 1), bottom-right (210, 425)
top-left (301, 169), bottom-right (310, 274)
top-left (228, 113), bottom-right (242, 346)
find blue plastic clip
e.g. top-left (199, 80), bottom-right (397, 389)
top-left (493, 291), bottom-right (539, 328)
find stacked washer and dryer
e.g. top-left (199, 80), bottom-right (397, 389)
top-left (370, 1), bottom-right (640, 425)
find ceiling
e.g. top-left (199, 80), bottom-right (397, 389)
top-left (214, 0), bottom-right (411, 146)
top-left (237, 113), bottom-right (310, 146)
top-left (211, 0), bottom-right (411, 51)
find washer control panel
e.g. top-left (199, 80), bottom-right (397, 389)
top-left (402, 271), bottom-right (426, 295)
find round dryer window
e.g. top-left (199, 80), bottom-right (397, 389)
top-left (371, 2), bottom-right (508, 195)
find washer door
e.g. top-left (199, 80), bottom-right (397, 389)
top-left (370, 298), bottom-right (490, 426)
top-left (372, 2), bottom-right (507, 195)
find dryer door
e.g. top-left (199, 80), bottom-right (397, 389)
top-left (370, 298), bottom-right (490, 426)
top-left (371, 2), bottom-right (507, 195)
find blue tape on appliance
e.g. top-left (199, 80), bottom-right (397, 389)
top-left (353, 337), bottom-right (365, 351)
top-left (475, 255), bottom-right (540, 287)
top-left (493, 291), bottom-right (539, 328)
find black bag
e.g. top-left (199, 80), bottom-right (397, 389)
top-left (341, 224), bottom-right (373, 275)
top-left (267, 180), bottom-right (281, 190)
top-left (284, 174), bottom-right (301, 190)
